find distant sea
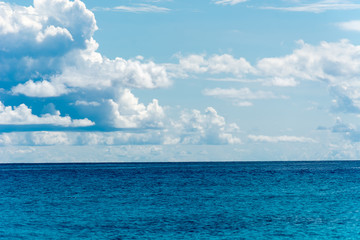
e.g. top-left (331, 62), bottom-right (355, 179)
top-left (1, 161), bottom-right (360, 239)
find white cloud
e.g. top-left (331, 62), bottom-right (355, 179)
top-left (92, 4), bottom-right (170, 13)
top-left (73, 100), bottom-right (100, 107)
top-left (112, 4), bottom-right (170, 13)
top-left (0, 0), bottom-right (96, 55)
top-left (0, 105), bottom-right (241, 146)
top-left (248, 135), bottom-right (316, 143)
top-left (12, 80), bottom-right (70, 97)
top-left (168, 54), bottom-right (254, 78)
top-left (338, 20), bottom-right (360, 32)
top-left (0, 101), bottom-right (94, 127)
top-left (30, 131), bottom-right (70, 145)
top-left (170, 107), bottom-right (241, 144)
top-left (0, 0), bottom-right (171, 97)
top-left (234, 101), bottom-right (253, 107)
top-left (257, 40), bottom-right (360, 82)
top-left (263, 77), bottom-right (299, 87)
top-left (170, 40), bottom-right (360, 102)
top-left (34, 0), bottom-right (97, 42)
top-left (203, 87), bottom-right (285, 106)
top-left (263, 1), bottom-right (360, 13)
top-left (203, 87), bottom-right (279, 100)
top-left (214, 0), bottom-right (247, 6)
top-left (0, 131), bottom-right (163, 146)
top-left (52, 40), bottom-right (171, 90)
top-left (77, 131), bottom-right (163, 145)
top-left (256, 40), bottom-right (360, 112)
top-left (106, 89), bottom-right (165, 128)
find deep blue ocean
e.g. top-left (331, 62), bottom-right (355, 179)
top-left (1, 161), bottom-right (360, 239)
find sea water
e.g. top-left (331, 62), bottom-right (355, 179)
top-left (1, 161), bottom-right (360, 239)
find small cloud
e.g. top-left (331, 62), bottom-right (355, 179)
top-left (263, 77), bottom-right (298, 87)
top-left (234, 101), bottom-right (253, 107)
top-left (248, 135), bottom-right (316, 143)
top-left (262, 1), bottom-right (360, 13)
top-left (94, 4), bottom-right (170, 13)
top-left (73, 100), bottom-right (101, 107)
top-left (337, 20), bottom-right (360, 32)
top-left (203, 87), bottom-right (281, 100)
top-left (214, 0), bottom-right (247, 6)
top-left (168, 53), bottom-right (254, 78)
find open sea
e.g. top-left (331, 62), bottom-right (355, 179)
top-left (1, 161), bottom-right (360, 239)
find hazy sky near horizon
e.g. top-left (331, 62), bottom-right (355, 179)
top-left (1, 0), bottom-right (360, 162)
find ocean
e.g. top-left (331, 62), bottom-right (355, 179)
top-left (1, 161), bottom-right (360, 239)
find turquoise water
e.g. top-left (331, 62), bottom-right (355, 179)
top-left (1, 161), bottom-right (360, 239)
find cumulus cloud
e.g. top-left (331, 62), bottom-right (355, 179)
top-left (0, 121), bottom-right (240, 146)
top-left (257, 40), bottom-right (360, 83)
top-left (169, 107), bottom-right (241, 144)
top-left (12, 80), bottom-right (69, 97)
top-left (168, 54), bottom-right (254, 78)
top-left (1, 0), bottom-right (170, 96)
top-left (50, 40), bottom-right (170, 91)
top-left (248, 135), bottom-right (316, 143)
top-left (0, 0), bottom-right (97, 82)
top-left (0, 101), bottom-right (94, 127)
top-left (214, 0), bottom-right (247, 6)
top-left (255, 40), bottom-right (360, 112)
top-left (0, 0), bottom-right (95, 53)
top-left (170, 40), bottom-right (360, 95)
top-left (106, 88), bottom-right (165, 128)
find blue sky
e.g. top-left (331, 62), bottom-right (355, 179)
top-left (1, 0), bottom-right (360, 162)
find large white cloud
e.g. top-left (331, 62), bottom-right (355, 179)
top-left (257, 40), bottom-right (360, 112)
top-left (168, 107), bottom-right (241, 145)
top-left (0, 0), bottom-right (94, 54)
top-left (106, 88), bottom-right (165, 128)
top-left (257, 40), bottom-right (360, 83)
top-left (0, 103), bottom-right (242, 146)
top-left (180, 40), bottom-right (360, 112)
top-left (0, 101), bottom-right (94, 127)
top-left (0, 0), bottom-right (170, 96)
top-left (0, 0), bottom-right (97, 82)
top-left (49, 40), bottom-right (170, 90)
top-left (12, 80), bottom-right (69, 97)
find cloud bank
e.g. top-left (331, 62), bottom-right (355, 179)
top-left (0, 101), bottom-right (94, 127)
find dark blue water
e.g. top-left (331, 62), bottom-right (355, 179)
top-left (1, 161), bottom-right (360, 239)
